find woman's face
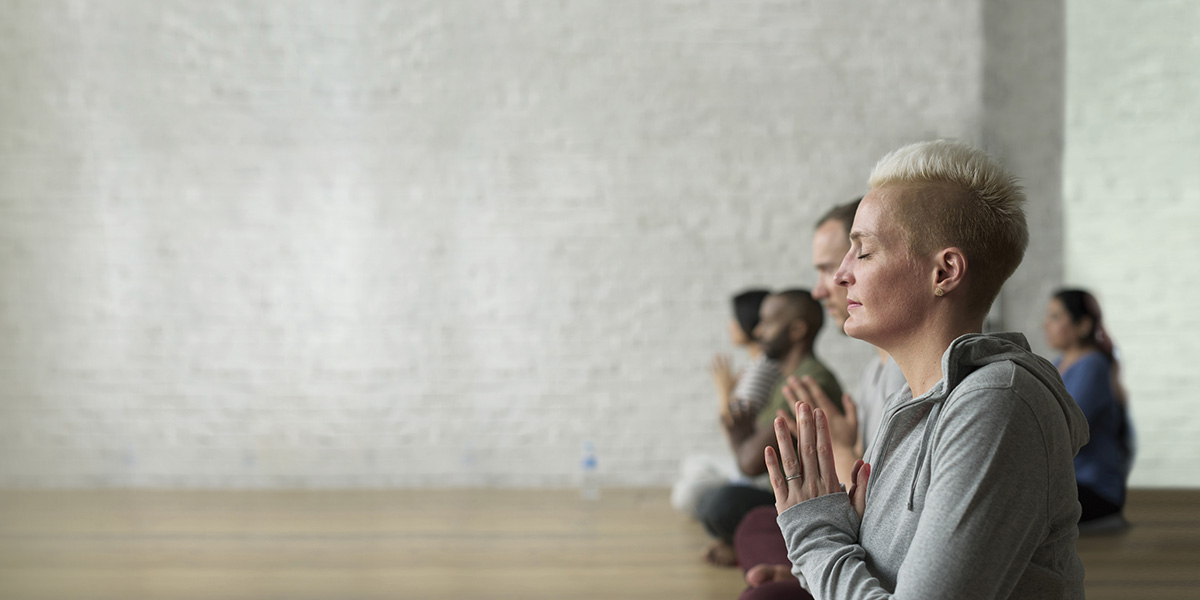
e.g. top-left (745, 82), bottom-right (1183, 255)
top-left (834, 187), bottom-right (933, 348)
top-left (1043, 298), bottom-right (1081, 352)
top-left (728, 318), bottom-right (750, 346)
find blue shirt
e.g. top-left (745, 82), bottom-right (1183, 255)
top-left (1057, 352), bottom-right (1130, 506)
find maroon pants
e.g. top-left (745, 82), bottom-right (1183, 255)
top-left (732, 505), bottom-right (813, 600)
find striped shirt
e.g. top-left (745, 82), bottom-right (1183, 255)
top-left (732, 357), bottom-right (782, 415)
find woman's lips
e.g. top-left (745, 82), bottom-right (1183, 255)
top-left (847, 300), bottom-right (862, 309)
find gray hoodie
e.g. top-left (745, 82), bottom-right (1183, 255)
top-left (778, 332), bottom-right (1088, 599)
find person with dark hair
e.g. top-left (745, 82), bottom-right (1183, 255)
top-left (673, 289), bottom-right (779, 517)
top-left (716, 290), bottom-right (782, 417)
top-left (732, 198), bottom-right (908, 600)
top-left (696, 289), bottom-right (842, 566)
top-left (1044, 288), bottom-right (1134, 531)
top-left (734, 290), bottom-right (772, 345)
top-left (672, 288), bottom-right (772, 513)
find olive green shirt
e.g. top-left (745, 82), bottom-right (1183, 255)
top-left (756, 354), bottom-right (844, 428)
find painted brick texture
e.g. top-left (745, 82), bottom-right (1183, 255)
top-left (0, 1), bottom-right (1082, 488)
top-left (1064, 0), bottom-right (1200, 487)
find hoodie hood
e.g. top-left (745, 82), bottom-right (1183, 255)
top-left (935, 332), bottom-right (1090, 453)
top-left (895, 332), bottom-right (1090, 510)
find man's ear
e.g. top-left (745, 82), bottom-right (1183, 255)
top-left (789, 320), bottom-right (808, 344)
top-left (932, 247), bottom-right (967, 295)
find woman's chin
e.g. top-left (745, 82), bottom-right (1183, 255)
top-left (843, 321), bottom-right (868, 342)
top-left (844, 319), bottom-right (884, 346)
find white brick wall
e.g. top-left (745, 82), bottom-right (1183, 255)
top-left (0, 1), bottom-right (1082, 488)
top-left (1064, 0), bottom-right (1200, 487)
top-left (982, 0), bottom-right (1066, 355)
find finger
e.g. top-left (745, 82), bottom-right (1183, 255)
top-left (763, 446), bottom-right (788, 511)
top-left (712, 355), bottom-right (728, 373)
top-left (813, 407), bottom-right (840, 494)
top-left (784, 375), bottom-right (813, 409)
top-left (850, 461), bottom-right (871, 519)
top-left (777, 408), bottom-right (798, 437)
top-left (773, 415), bottom-right (803, 493)
top-left (782, 377), bottom-right (800, 404)
top-left (844, 458), bottom-right (864, 516)
top-left (801, 376), bottom-right (839, 415)
top-left (842, 393), bottom-right (858, 425)
top-left (794, 402), bottom-right (819, 496)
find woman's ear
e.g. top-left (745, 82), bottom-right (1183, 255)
top-left (932, 247), bottom-right (967, 295)
top-left (1076, 315), bottom-right (1095, 341)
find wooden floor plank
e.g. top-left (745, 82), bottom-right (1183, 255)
top-left (0, 488), bottom-right (1195, 599)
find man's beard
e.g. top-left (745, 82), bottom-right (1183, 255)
top-left (760, 331), bottom-right (792, 361)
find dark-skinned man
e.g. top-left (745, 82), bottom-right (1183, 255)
top-left (697, 289), bottom-right (843, 566)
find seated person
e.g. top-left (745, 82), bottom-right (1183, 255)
top-left (696, 289), bottom-right (842, 565)
top-left (1044, 288), bottom-right (1134, 531)
top-left (733, 198), bottom-right (908, 600)
top-left (759, 140), bottom-right (1086, 598)
top-left (672, 289), bottom-right (778, 515)
top-left (716, 289), bottom-right (784, 420)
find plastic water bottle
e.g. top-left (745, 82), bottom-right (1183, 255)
top-left (580, 441), bottom-right (600, 501)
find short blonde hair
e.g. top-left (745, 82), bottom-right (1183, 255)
top-left (868, 140), bottom-right (1029, 316)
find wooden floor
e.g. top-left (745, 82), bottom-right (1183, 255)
top-left (0, 488), bottom-right (1196, 599)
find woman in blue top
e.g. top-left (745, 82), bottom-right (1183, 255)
top-left (1043, 288), bottom-right (1134, 526)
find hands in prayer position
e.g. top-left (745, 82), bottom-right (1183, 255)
top-left (765, 400), bottom-right (871, 520)
top-left (710, 354), bottom-right (739, 425)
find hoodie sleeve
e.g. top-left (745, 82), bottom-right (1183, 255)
top-left (776, 492), bottom-right (887, 597)
top-left (777, 383), bottom-right (1062, 599)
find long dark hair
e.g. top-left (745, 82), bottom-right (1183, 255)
top-left (1054, 289), bottom-right (1134, 461)
top-left (732, 289), bottom-right (770, 338)
top-left (1053, 288), bottom-right (1115, 364)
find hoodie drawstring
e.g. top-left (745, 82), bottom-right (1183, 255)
top-left (908, 402), bottom-right (943, 511)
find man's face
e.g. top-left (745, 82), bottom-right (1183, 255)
top-left (752, 295), bottom-right (795, 360)
top-left (812, 219), bottom-right (852, 331)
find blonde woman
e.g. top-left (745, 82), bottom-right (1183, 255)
top-left (764, 141), bottom-right (1087, 599)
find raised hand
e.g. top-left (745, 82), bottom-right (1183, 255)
top-left (765, 401), bottom-right (871, 519)
top-left (710, 354), bottom-right (737, 424)
top-left (783, 375), bottom-right (858, 451)
top-left (764, 402), bottom-right (841, 514)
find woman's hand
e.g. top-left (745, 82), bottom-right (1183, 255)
top-left (710, 354), bottom-right (737, 394)
top-left (765, 401), bottom-right (871, 519)
top-left (710, 355), bottom-right (738, 423)
top-left (848, 458), bottom-right (870, 520)
top-left (780, 376), bottom-right (862, 485)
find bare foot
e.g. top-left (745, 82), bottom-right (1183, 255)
top-left (702, 539), bottom-right (738, 567)
top-left (745, 563), bottom-right (793, 587)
